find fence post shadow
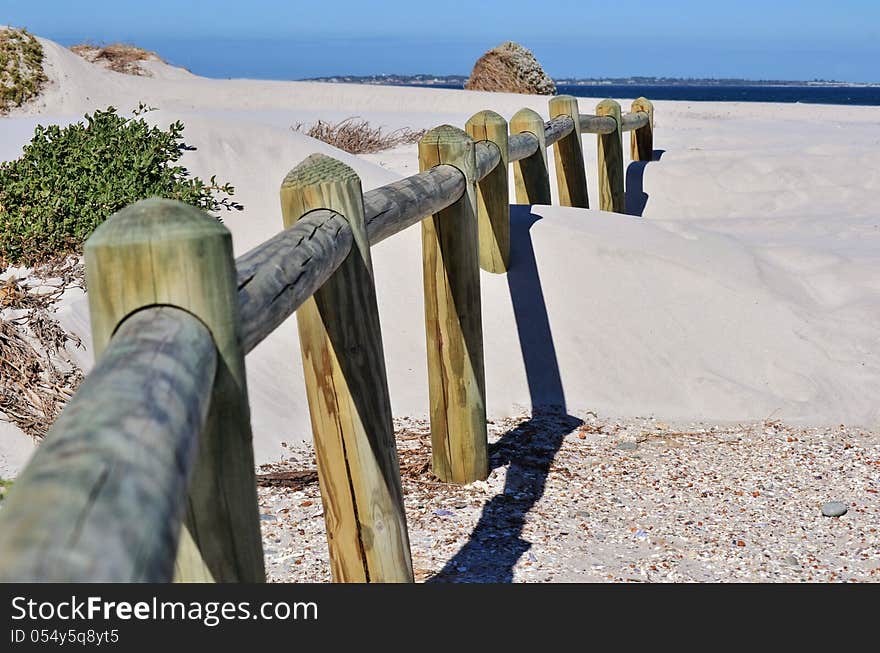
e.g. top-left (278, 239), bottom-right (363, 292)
top-left (428, 205), bottom-right (582, 583)
top-left (625, 149), bottom-right (665, 217)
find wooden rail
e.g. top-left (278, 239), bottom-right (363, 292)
top-left (0, 307), bottom-right (215, 581)
top-left (0, 94), bottom-right (655, 583)
top-left (579, 114), bottom-right (617, 135)
top-left (621, 111), bottom-right (650, 132)
top-left (508, 131), bottom-right (540, 164)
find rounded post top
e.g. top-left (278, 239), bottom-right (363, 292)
top-left (510, 107), bottom-right (544, 125)
top-left (419, 124), bottom-right (473, 147)
top-left (282, 152), bottom-right (359, 190)
top-left (85, 197), bottom-right (229, 252)
top-left (549, 96), bottom-right (581, 133)
top-left (466, 109), bottom-right (506, 128)
top-left (549, 95), bottom-right (579, 110)
top-left (509, 108), bottom-right (546, 143)
top-left (596, 99), bottom-right (623, 125)
top-left (596, 98), bottom-right (622, 113)
top-left (631, 97), bottom-right (655, 124)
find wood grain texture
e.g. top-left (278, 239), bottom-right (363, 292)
top-left (596, 99), bottom-right (625, 213)
top-left (363, 165), bottom-right (466, 245)
top-left (543, 115), bottom-right (575, 147)
top-left (620, 111), bottom-right (649, 132)
top-left (509, 108), bottom-right (551, 205)
top-left (237, 165), bottom-right (471, 356)
top-left (173, 526), bottom-right (215, 582)
top-left (237, 209), bottom-right (353, 354)
top-left (549, 95), bottom-right (589, 208)
top-left (466, 110), bottom-right (510, 273)
top-left (0, 307), bottom-right (215, 582)
top-left (237, 164), bottom-right (473, 356)
top-left (508, 131), bottom-right (540, 163)
top-left (579, 114), bottom-right (618, 135)
top-left (85, 198), bottom-right (265, 583)
top-left (280, 153), bottom-right (413, 583)
top-left (474, 140), bottom-right (502, 182)
top-left (630, 97), bottom-right (655, 162)
top-left (418, 126), bottom-right (489, 484)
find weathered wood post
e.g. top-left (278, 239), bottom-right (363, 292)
top-left (549, 95), bottom-right (589, 208)
top-left (418, 126), bottom-right (489, 484)
top-left (280, 153), bottom-right (413, 583)
top-left (631, 97), bottom-right (655, 162)
top-left (173, 528), bottom-right (215, 582)
top-left (596, 99), bottom-right (625, 213)
top-left (510, 108), bottom-right (551, 205)
top-left (466, 110), bottom-right (509, 273)
top-left (85, 198), bottom-right (265, 583)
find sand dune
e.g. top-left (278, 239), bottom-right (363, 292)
top-left (1, 36), bottom-right (878, 472)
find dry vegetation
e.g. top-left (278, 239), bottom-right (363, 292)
top-left (0, 260), bottom-right (84, 439)
top-left (70, 43), bottom-right (162, 76)
top-left (293, 118), bottom-right (426, 154)
top-left (465, 41), bottom-right (556, 95)
top-left (0, 27), bottom-right (47, 114)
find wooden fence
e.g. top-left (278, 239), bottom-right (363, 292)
top-left (0, 96), bottom-right (654, 583)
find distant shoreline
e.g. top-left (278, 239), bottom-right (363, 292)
top-left (296, 75), bottom-right (880, 107)
top-left (302, 74), bottom-right (880, 89)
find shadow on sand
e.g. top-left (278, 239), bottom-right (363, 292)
top-left (625, 149), bottom-right (665, 217)
top-left (429, 205), bottom-right (583, 583)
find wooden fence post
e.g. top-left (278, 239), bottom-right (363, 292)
top-left (466, 110), bottom-right (509, 273)
top-left (84, 198), bottom-right (265, 583)
top-left (510, 108), bottom-right (551, 205)
top-left (631, 97), bottom-right (655, 162)
top-left (596, 99), bottom-right (625, 213)
top-left (280, 153), bottom-right (413, 583)
top-left (418, 126), bottom-right (489, 484)
top-left (549, 95), bottom-right (589, 208)
top-left (173, 528), bottom-right (215, 582)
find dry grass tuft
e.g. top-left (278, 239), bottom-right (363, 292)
top-left (0, 259), bottom-right (84, 439)
top-left (292, 118), bottom-right (426, 154)
top-left (70, 43), bottom-right (162, 76)
top-left (465, 41), bottom-right (556, 95)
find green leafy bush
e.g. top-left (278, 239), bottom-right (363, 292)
top-left (0, 105), bottom-right (242, 266)
top-left (0, 27), bottom-right (48, 113)
top-left (0, 478), bottom-right (12, 502)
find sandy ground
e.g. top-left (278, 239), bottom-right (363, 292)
top-left (3, 36), bottom-right (878, 469)
top-left (259, 414), bottom-right (880, 582)
top-left (1, 35), bottom-right (878, 581)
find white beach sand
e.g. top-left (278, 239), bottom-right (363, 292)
top-left (1, 36), bottom-right (879, 475)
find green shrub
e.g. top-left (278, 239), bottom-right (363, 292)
top-left (0, 105), bottom-right (242, 266)
top-left (0, 27), bottom-right (48, 113)
top-left (0, 478), bottom-right (12, 502)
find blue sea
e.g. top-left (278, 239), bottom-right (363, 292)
top-left (556, 84), bottom-right (880, 106)
top-left (416, 83), bottom-right (880, 106)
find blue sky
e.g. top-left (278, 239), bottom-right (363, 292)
top-left (4, 0), bottom-right (879, 81)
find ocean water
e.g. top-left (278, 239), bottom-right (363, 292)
top-left (555, 84), bottom-right (880, 106)
top-left (420, 83), bottom-right (880, 106)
